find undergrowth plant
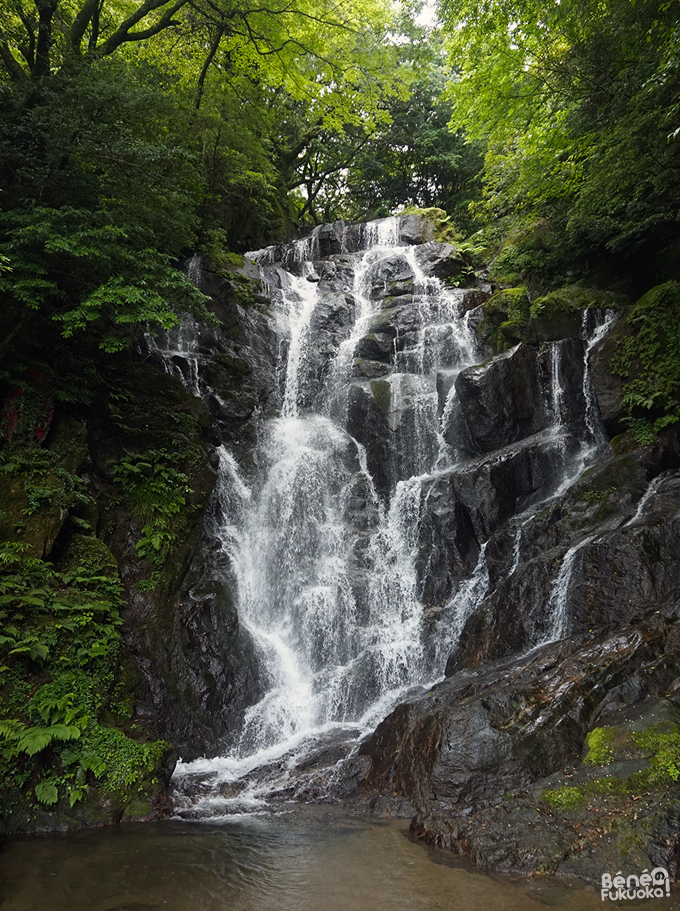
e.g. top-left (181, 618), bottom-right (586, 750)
top-left (0, 541), bottom-right (169, 813)
top-left (0, 444), bottom-right (89, 518)
top-left (611, 281), bottom-right (680, 444)
top-left (113, 448), bottom-right (191, 565)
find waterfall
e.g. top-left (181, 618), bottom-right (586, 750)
top-left (169, 217), bottom-right (487, 809)
top-left (165, 218), bottom-right (620, 813)
top-left (582, 308), bottom-right (618, 452)
top-left (545, 535), bottom-right (597, 642)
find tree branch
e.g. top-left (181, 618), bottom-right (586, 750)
top-left (13, 3), bottom-right (37, 67)
top-left (69, 0), bottom-right (100, 53)
top-left (88, 0), bottom-right (102, 49)
top-left (96, 0), bottom-right (189, 56)
top-left (32, 0), bottom-right (58, 79)
top-left (0, 36), bottom-right (29, 81)
top-left (194, 23), bottom-right (223, 109)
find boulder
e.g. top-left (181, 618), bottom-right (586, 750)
top-left (414, 241), bottom-right (466, 280)
top-left (357, 595), bottom-right (680, 884)
top-left (398, 213), bottom-right (437, 245)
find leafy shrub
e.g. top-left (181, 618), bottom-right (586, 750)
top-left (0, 542), bottom-right (169, 810)
top-left (611, 281), bottom-right (680, 442)
top-left (113, 449), bottom-right (191, 563)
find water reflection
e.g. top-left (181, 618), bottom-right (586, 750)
top-left (2, 807), bottom-right (668, 911)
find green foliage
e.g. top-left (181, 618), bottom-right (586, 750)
top-left (542, 786), bottom-right (586, 809)
top-left (485, 288), bottom-right (531, 325)
top-left (0, 206), bottom-right (213, 354)
top-left (0, 443), bottom-right (89, 521)
top-left (0, 542), bottom-right (169, 811)
top-left (488, 219), bottom-right (569, 288)
top-left (34, 778), bottom-right (60, 806)
top-left (339, 34), bottom-right (484, 226)
top-left (585, 727), bottom-right (616, 765)
top-left (442, 0), bottom-right (680, 270)
top-left (610, 282), bottom-right (680, 441)
top-left (113, 449), bottom-right (191, 563)
top-left (582, 487), bottom-right (617, 504)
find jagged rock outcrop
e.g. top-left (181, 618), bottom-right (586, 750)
top-left (358, 591), bottom-right (680, 885)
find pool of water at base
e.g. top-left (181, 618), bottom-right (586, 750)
top-left (1, 806), bottom-right (677, 911)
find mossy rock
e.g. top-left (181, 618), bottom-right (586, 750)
top-left (353, 359), bottom-right (390, 379)
top-left (60, 534), bottom-right (119, 578)
top-left (369, 379), bottom-right (392, 415)
top-left (115, 361), bottom-right (212, 432)
top-left (370, 305), bottom-right (402, 330)
top-left (525, 286), bottom-right (627, 344)
top-left (212, 351), bottom-right (251, 377)
top-left (610, 431), bottom-right (640, 455)
top-left (47, 414), bottom-right (88, 473)
top-left (483, 287), bottom-right (531, 323)
top-left (530, 285), bottom-right (627, 318)
top-left (499, 320), bottom-right (523, 344)
top-left (400, 206), bottom-right (453, 243)
top-left (477, 288), bottom-right (531, 351)
top-left (0, 418), bottom-right (89, 558)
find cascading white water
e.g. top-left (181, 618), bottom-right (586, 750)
top-left (582, 309), bottom-right (618, 450)
top-left (545, 534), bottom-right (597, 642)
top-left (168, 221), bottom-right (620, 812)
top-left (172, 219), bottom-right (488, 805)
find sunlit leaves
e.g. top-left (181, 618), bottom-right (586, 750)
top-left (440, 0), bottom-right (680, 255)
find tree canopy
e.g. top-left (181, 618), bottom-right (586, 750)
top-left (439, 0), bottom-right (680, 274)
top-left (0, 0), bottom-right (420, 377)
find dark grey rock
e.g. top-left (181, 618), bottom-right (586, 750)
top-left (398, 213), bottom-right (436, 245)
top-left (414, 241), bottom-right (465, 280)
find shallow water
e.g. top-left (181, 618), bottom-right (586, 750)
top-left (2, 807), bottom-right (674, 911)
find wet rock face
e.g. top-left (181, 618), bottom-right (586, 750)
top-left (589, 327), bottom-right (627, 435)
top-left (142, 260), bottom-right (279, 451)
top-left (360, 616), bottom-right (676, 807)
top-left (447, 466), bottom-right (680, 673)
top-left (128, 265), bottom-right (280, 757)
top-left (455, 340), bottom-right (587, 454)
top-left (359, 595), bottom-right (680, 884)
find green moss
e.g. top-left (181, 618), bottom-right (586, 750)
top-left (585, 727), bottom-right (616, 765)
top-left (610, 281), bottom-right (680, 442)
top-left (499, 320), bottom-right (523, 343)
top-left (584, 776), bottom-right (631, 798)
top-left (0, 439), bottom-right (90, 557)
top-left (484, 287), bottom-right (531, 323)
top-left (542, 786), bottom-right (587, 809)
top-left (369, 379), bottom-right (392, 415)
top-left (632, 725), bottom-right (680, 785)
top-left (581, 486), bottom-right (616, 504)
top-left (529, 285), bottom-right (624, 319)
top-left (61, 535), bottom-right (119, 578)
top-left (399, 206), bottom-right (452, 241)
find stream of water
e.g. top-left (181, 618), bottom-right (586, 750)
top-left (1, 808), bottom-right (633, 911)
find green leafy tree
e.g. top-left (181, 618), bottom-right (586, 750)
top-left (344, 30), bottom-right (484, 225)
top-left (440, 0), bottom-right (680, 266)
